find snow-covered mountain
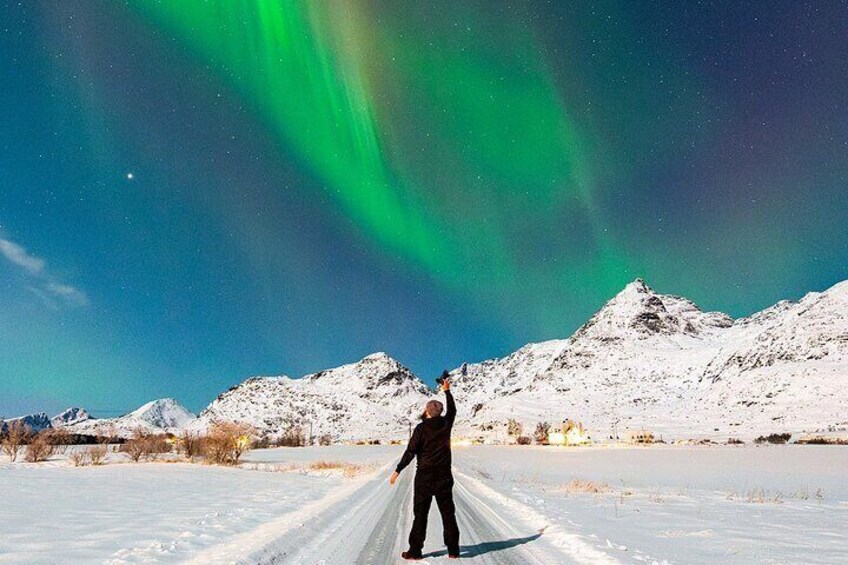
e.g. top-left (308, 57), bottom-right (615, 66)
top-left (193, 353), bottom-right (431, 441)
top-left (1, 412), bottom-right (53, 433)
top-left (65, 398), bottom-right (196, 438)
top-left (51, 407), bottom-right (90, 427)
top-left (14, 279), bottom-right (843, 444)
top-left (448, 279), bottom-right (848, 441)
top-left (188, 279), bottom-right (847, 443)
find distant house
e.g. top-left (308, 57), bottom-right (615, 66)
top-left (548, 419), bottom-right (590, 446)
top-left (626, 430), bottom-right (655, 444)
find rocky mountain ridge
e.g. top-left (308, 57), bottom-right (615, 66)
top-left (5, 279), bottom-right (847, 442)
top-left (192, 352), bottom-right (429, 441)
top-left (448, 279), bottom-right (848, 440)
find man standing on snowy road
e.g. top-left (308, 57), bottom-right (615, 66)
top-left (389, 372), bottom-right (460, 560)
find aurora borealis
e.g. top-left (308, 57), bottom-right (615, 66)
top-left (2, 1), bottom-right (847, 416)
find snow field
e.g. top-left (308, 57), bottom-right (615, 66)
top-left (0, 446), bottom-right (397, 564)
top-left (456, 445), bottom-right (848, 563)
top-left (1, 444), bottom-right (846, 564)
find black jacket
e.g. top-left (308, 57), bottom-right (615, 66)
top-left (396, 390), bottom-right (456, 475)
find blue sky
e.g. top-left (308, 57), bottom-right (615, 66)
top-left (2, 1), bottom-right (846, 417)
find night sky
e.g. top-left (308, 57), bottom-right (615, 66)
top-left (2, 1), bottom-right (847, 417)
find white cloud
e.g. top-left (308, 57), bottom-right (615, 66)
top-left (46, 282), bottom-right (89, 307)
top-left (0, 238), bottom-right (45, 275)
top-left (0, 235), bottom-right (88, 309)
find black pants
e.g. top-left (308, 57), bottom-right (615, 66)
top-left (408, 470), bottom-right (460, 556)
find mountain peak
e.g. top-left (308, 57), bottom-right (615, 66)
top-left (624, 277), bottom-right (650, 291)
top-left (615, 278), bottom-right (654, 299)
top-left (127, 398), bottom-right (196, 429)
top-left (575, 279), bottom-right (729, 340)
top-left (305, 352), bottom-right (424, 390)
top-left (361, 351), bottom-right (397, 364)
top-left (51, 407), bottom-right (90, 427)
top-left (600, 278), bottom-right (663, 316)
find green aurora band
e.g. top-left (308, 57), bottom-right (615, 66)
top-left (134, 1), bottom-right (630, 323)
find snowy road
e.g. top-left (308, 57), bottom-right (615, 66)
top-left (223, 464), bottom-right (618, 565)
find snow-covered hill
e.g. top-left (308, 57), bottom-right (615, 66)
top-left (65, 398), bottom-right (196, 438)
top-left (193, 353), bottom-right (431, 441)
top-left (448, 279), bottom-right (848, 441)
top-left (51, 407), bottom-right (90, 427)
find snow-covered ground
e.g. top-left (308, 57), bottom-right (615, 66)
top-left (1, 445), bottom-right (846, 564)
top-left (0, 446), bottom-right (396, 564)
top-left (457, 445), bottom-right (848, 564)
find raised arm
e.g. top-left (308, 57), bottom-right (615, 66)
top-left (445, 388), bottom-right (456, 427)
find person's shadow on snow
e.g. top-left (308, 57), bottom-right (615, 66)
top-left (422, 528), bottom-right (545, 559)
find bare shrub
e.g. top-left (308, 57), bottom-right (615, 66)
top-left (205, 422), bottom-right (255, 465)
top-left (749, 487), bottom-right (766, 503)
top-left (1, 420), bottom-right (31, 462)
top-left (795, 436), bottom-right (848, 445)
top-left (67, 445), bottom-right (108, 466)
top-left (276, 427), bottom-right (306, 447)
top-left (562, 479), bottom-right (613, 494)
top-left (534, 422), bottom-right (550, 444)
top-left (69, 449), bottom-right (91, 467)
top-left (146, 435), bottom-right (172, 459)
top-left (121, 430), bottom-right (147, 462)
top-left (342, 463), bottom-right (376, 478)
top-left (754, 433), bottom-right (791, 445)
top-left (179, 431), bottom-right (206, 460)
top-left (342, 464), bottom-right (361, 478)
top-left (43, 427), bottom-right (71, 454)
top-left (252, 434), bottom-right (272, 449)
top-left (305, 460), bottom-right (371, 477)
top-left (516, 436), bottom-right (532, 445)
top-left (739, 486), bottom-right (783, 504)
top-left (88, 445), bottom-right (108, 465)
top-left (95, 425), bottom-right (118, 447)
top-left (318, 434), bottom-right (333, 446)
top-left (120, 430), bottom-right (172, 462)
top-left (309, 460), bottom-right (344, 471)
top-left (506, 418), bottom-right (523, 438)
top-left (24, 432), bottom-right (55, 463)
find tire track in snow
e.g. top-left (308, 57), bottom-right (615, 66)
top-left (245, 467), bottom-right (411, 564)
top-left (354, 470), bottom-right (413, 564)
top-left (227, 464), bottom-right (616, 564)
top-left (440, 478), bottom-right (552, 564)
top-left (452, 470), bottom-right (621, 565)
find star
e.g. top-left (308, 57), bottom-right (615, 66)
top-left (126, 172), bottom-right (134, 180)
